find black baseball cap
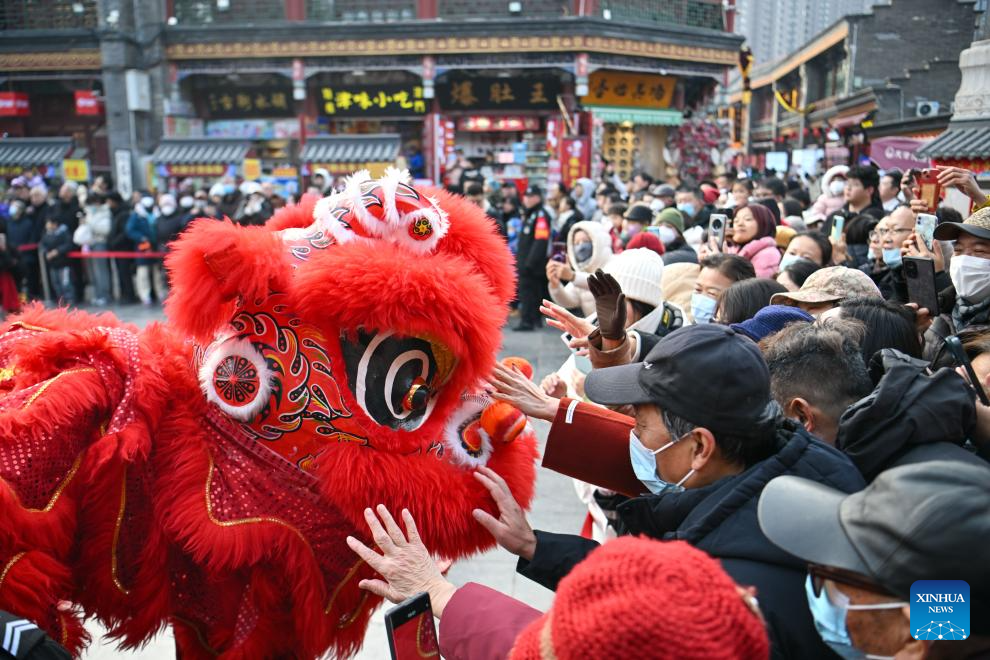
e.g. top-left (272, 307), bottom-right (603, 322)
top-left (584, 324), bottom-right (774, 438)
top-left (759, 461), bottom-right (990, 631)
top-left (524, 185), bottom-right (543, 197)
top-left (623, 204), bottom-right (654, 224)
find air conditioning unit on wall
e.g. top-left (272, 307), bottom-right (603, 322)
top-left (916, 101), bottom-right (940, 118)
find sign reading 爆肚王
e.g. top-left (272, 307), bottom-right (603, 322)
top-left (436, 76), bottom-right (561, 111)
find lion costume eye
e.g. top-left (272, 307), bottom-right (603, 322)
top-left (340, 329), bottom-right (455, 430)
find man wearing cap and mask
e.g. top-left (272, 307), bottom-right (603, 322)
top-left (485, 323), bottom-right (865, 659)
top-left (925, 207), bottom-right (990, 363)
top-left (759, 461), bottom-right (990, 660)
top-left (514, 185), bottom-right (552, 331)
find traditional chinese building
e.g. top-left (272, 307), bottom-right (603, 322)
top-left (726, 0), bottom-right (978, 175)
top-left (1, 0), bottom-right (742, 192)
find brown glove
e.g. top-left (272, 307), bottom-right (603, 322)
top-left (588, 269), bottom-right (626, 340)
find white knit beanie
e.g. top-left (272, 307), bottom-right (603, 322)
top-left (602, 248), bottom-right (664, 307)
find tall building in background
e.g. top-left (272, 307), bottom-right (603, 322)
top-left (735, 0), bottom-right (878, 64)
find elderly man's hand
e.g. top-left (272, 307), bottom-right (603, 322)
top-left (346, 505), bottom-right (457, 617)
top-left (472, 466), bottom-right (538, 561)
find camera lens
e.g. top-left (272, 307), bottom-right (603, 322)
top-left (905, 262), bottom-right (917, 277)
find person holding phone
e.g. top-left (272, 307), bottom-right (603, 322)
top-left (545, 221), bottom-right (613, 317)
top-left (702, 204), bottom-right (780, 278)
top-left (346, 504), bottom-right (770, 660)
top-left (923, 207), bottom-right (990, 363)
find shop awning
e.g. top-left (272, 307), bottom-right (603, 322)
top-left (151, 139), bottom-right (251, 165)
top-left (300, 134), bottom-right (401, 164)
top-left (917, 125), bottom-right (990, 160)
top-left (0, 137), bottom-right (73, 167)
top-left (584, 106), bottom-right (684, 127)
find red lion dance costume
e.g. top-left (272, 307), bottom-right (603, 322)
top-left (0, 169), bottom-right (538, 658)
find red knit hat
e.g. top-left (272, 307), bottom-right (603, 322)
top-left (625, 231), bottom-right (665, 256)
top-left (508, 538), bottom-right (769, 660)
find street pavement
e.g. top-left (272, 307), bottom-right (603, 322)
top-left (75, 304), bottom-right (581, 659)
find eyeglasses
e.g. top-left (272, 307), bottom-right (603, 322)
top-left (869, 228), bottom-right (912, 239)
top-left (808, 564), bottom-right (895, 600)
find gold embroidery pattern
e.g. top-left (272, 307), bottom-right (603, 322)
top-left (173, 615), bottom-right (220, 656)
top-left (204, 453), bottom-right (313, 549)
top-left (111, 468), bottom-right (130, 595)
top-left (324, 559), bottom-right (363, 615)
top-left (22, 368), bottom-right (97, 409)
top-left (0, 455), bottom-right (82, 514)
top-left (0, 552), bottom-right (26, 593)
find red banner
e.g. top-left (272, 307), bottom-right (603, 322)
top-left (561, 136), bottom-right (590, 188)
top-left (0, 92), bottom-right (29, 117)
top-left (74, 91), bottom-right (103, 116)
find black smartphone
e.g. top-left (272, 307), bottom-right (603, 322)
top-left (944, 335), bottom-right (990, 406)
top-left (708, 213), bottom-right (728, 251)
top-left (385, 592), bottom-right (439, 660)
top-left (903, 256), bottom-right (940, 317)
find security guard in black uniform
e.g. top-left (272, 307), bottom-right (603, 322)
top-left (0, 611), bottom-right (70, 659)
top-left (514, 186), bottom-right (552, 331)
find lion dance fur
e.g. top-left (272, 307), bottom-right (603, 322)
top-left (0, 169), bottom-right (539, 658)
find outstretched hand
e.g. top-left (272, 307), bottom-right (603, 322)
top-left (472, 466), bottom-right (538, 561)
top-left (588, 270), bottom-right (627, 340)
top-left (346, 505), bottom-right (457, 617)
top-left (540, 299), bottom-right (595, 339)
top-left (488, 362), bottom-right (558, 421)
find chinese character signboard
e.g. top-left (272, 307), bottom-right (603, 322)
top-left (74, 91), bottom-right (103, 116)
top-left (581, 71), bottom-right (676, 109)
top-left (203, 86), bottom-right (295, 119)
top-left (319, 85), bottom-right (427, 117)
top-left (561, 136), bottom-right (590, 188)
top-left (163, 163), bottom-right (228, 177)
top-left (0, 92), bottom-right (30, 117)
top-left (62, 159), bottom-right (90, 182)
top-left (437, 76), bottom-right (560, 111)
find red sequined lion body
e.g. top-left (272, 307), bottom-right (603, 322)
top-left (0, 170), bottom-right (538, 658)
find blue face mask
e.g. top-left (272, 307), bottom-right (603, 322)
top-left (881, 248), bottom-right (902, 268)
top-left (676, 202), bottom-right (696, 218)
top-left (691, 293), bottom-right (717, 324)
top-left (805, 575), bottom-right (904, 660)
top-left (628, 429), bottom-right (694, 495)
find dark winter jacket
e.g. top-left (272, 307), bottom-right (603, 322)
top-left (516, 204), bottom-right (552, 278)
top-left (838, 349), bottom-right (989, 479)
top-left (40, 224), bottom-right (74, 269)
top-left (108, 204), bottom-right (135, 251)
top-left (52, 197), bottom-right (84, 234)
top-left (155, 211), bottom-right (189, 251)
top-left (519, 420), bottom-right (864, 660)
top-left (661, 241), bottom-right (699, 266)
top-left (15, 201), bottom-right (49, 254)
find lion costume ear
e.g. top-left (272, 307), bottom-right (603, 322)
top-left (164, 219), bottom-right (289, 343)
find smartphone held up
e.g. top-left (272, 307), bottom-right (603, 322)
top-left (385, 592), bottom-right (440, 660)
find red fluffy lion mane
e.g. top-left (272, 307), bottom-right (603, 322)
top-left (0, 170), bottom-right (538, 658)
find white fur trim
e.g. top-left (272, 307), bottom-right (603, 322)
top-left (442, 393), bottom-right (494, 468)
top-left (378, 166), bottom-right (411, 227)
top-left (342, 170), bottom-right (386, 237)
top-left (199, 336), bottom-right (273, 421)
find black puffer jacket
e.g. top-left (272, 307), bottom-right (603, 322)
top-left (838, 349), bottom-right (988, 480)
top-left (520, 421), bottom-right (864, 660)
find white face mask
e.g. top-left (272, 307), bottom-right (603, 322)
top-left (950, 254), bottom-right (990, 303)
top-left (829, 180), bottom-right (846, 197)
top-left (658, 226), bottom-right (678, 246)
